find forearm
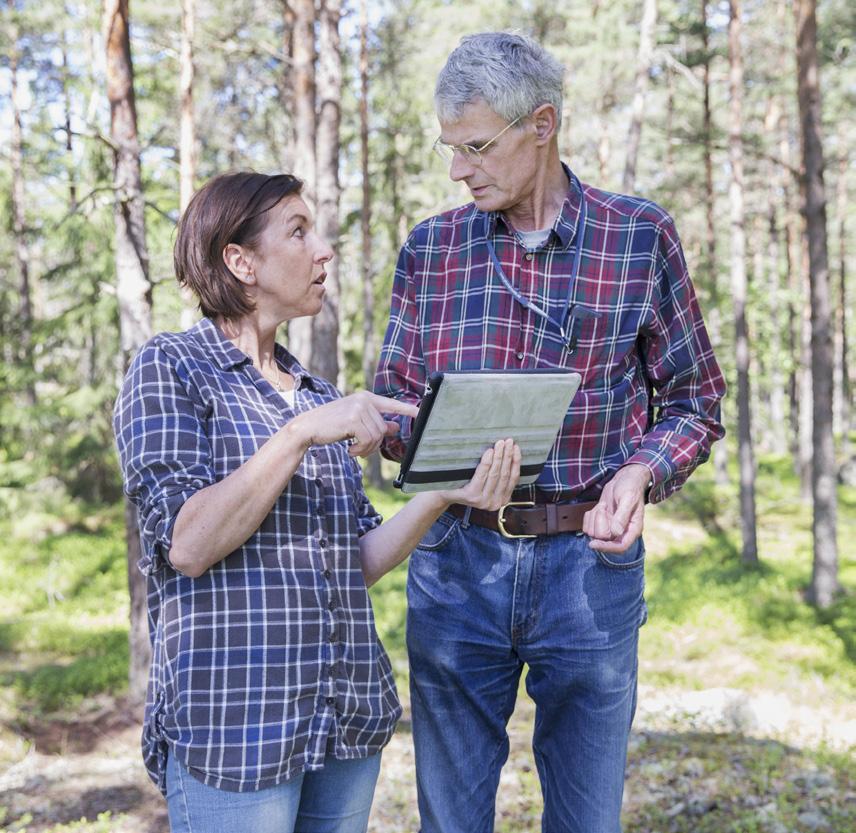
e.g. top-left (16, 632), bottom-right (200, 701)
top-left (170, 419), bottom-right (311, 576)
top-left (358, 491), bottom-right (450, 587)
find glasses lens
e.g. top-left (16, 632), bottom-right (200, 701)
top-left (433, 141), bottom-right (453, 164)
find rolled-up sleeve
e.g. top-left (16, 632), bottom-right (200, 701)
top-left (113, 341), bottom-right (216, 574)
top-left (623, 216), bottom-right (726, 502)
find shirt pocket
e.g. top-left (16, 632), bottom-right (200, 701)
top-left (563, 304), bottom-right (623, 390)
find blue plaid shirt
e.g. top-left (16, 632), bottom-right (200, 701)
top-left (113, 318), bottom-right (400, 795)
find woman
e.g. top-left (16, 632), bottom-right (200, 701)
top-left (113, 171), bottom-right (521, 833)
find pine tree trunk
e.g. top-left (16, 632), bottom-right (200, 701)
top-left (288, 0), bottom-right (317, 365)
top-left (765, 107), bottom-right (787, 455)
top-left (104, 0), bottom-right (153, 705)
top-left (794, 0), bottom-right (839, 607)
top-left (728, 0), bottom-right (758, 565)
top-left (179, 0), bottom-right (198, 328)
top-left (8, 0), bottom-right (36, 406)
top-left (312, 0), bottom-right (342, 386)
top-left (622, 0), bottom-right (657, 193)
top-left (359, 0), bottom-right (382, 487)
top-left (835, 146), bottom-right (851, 456)
top-left (701, 0), bottom-right (729, 485)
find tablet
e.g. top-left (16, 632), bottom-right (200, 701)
top-left (394, 369), bottom-right (582, 493)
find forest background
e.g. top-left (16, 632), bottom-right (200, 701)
top-left (0, 0), bottom-right (855, 831)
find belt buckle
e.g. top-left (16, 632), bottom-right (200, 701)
top-left (497, 501), bottom-right (537, 539)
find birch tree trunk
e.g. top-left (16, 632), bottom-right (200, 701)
top-left (359, 0), bottom-right (382, 486)
top-left (794, 0), bottom-right (839, 607)
top-left (622, 0), bottom-right (657, 193)
top-left (8, 0), bottom-right (36, 406)
top-left (728, 0), bottom-right (758, 565)
top-left (179, 0), bottom-right (198, 328)
top-left (288, 0), bottom-right (317, 365)
top-left (104, 0), bottom-right (153, 705)
top-left (312, 0), bottom-right (342, 386)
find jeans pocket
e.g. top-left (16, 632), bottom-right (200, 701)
top-left (415, 512), bottom-right (461, 552)
top-left (594, 537), bottom-right (646, 570)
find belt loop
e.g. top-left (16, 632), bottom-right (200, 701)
top-left (460, 506), bottom-right (472, 529)
top-left (545, 503), bottom-right (558, 535)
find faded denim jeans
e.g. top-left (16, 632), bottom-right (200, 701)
top-left (406, 510), bottom-right (647, 833)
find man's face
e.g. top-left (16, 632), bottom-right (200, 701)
top-left (437, 99), bottom-right (538, 214)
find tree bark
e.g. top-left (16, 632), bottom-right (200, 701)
top-left (622, 0), bottom-right (657, 193)
top-left (765, 100), bottom-right (787, 455)
top-left (835, 145), bottom-right (850, 456)
top-left (359, 0), bottom-right (382, 487)
top-left (179, 0), bottom-right (198, 329)
top-left (312, 0), bottom-right (342, 386)
top-left (728, 0), bottom-right (758, 565)
top-left (700, 0), bottom-right (729, 485)
top-left (794, 0), bottom-right (839, 607)
top-left (8, 0), bottom-right (36, 406)
top-left (287, 0), bottom-right (317, 365)
top-left (104, 0), bottom-right (153, 704)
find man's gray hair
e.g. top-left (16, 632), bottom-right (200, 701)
top-left (435, 32), bottom-right (565, 127)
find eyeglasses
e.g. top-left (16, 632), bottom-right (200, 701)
top-left (432, 115), bottom-right (525, 167)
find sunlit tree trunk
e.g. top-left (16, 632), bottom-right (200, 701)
top-left (179, 0), bottom-right (198, 328)
top-left (312, 0), bottom-right (341, 386)
top-left (104, 0), bottom-right (153, 704)
top-left (794, 0), bottom-right (839, 607)
top-left (288, 0), bottom-right (317, 364)
top-left (701, 0), bottom-right (728, 485)
top-left (834, 144), bottom-right (851, 456)
top-left (622, 0), bottom-right (657, 193)
top-left (728, 0), bottom-right (758, 565)
top-left (765, 100), bottom-right (787, 456)
top-left (8, 0), bottom-right (36, 406)
top-left (359, 0), bottom-right (382, 486)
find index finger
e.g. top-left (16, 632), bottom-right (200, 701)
top-left (368, 393), bottom-right (420, 419)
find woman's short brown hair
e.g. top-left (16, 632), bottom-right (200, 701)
top-left (174, 172), bottom-right (303, 321)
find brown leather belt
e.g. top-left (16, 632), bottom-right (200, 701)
top-left (449, 501), bottom-right (597, 539)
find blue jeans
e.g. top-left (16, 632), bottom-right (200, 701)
top-left (165, 750), bottom-right (381, 833)
top-left (406, 511), bottom-right (647, 833)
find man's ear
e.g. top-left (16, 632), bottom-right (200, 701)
top-left (223, 243), bottom-right (256, 284)
top-left (531, 103), bottom-right (558, 146)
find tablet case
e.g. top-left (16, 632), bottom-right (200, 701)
top-left (394, 370), bottom-right (582, 493)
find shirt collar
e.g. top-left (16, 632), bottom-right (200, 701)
top-left (483, 163), bottom-right (583, 251)
top-left (190, 317), bottom-right (320, 392)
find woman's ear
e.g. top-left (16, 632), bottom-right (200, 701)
top-left (223, 243), bottom-right (256, 284)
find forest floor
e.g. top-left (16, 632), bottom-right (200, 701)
top-left (1, 462), bottom-right (854, 832)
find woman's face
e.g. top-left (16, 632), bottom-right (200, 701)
top-left (247, 195), bottom-right (334, 322)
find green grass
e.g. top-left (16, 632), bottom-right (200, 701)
top-left (0, 507), bottom-right (130, 712)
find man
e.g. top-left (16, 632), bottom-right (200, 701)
top-left (374, 32), bottom-right (725, 833)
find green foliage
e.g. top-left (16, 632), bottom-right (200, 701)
top-left (0, 513), bottom-right (130, 712)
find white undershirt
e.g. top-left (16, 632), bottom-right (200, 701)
top-left (518, 228), bottom-right (551, 249)
top-left (277, 387), bottom-right (296, 407)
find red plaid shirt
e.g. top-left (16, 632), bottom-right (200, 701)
top-left (374, 168), bottom-right (725, 505)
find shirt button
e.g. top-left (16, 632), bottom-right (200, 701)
top-left (315, 476), bottom-right (324, 487)
top-left (328, 600), bottom-right (336, 611)
top-left (525, 252), bottom-right (534, 261)
top-left (327, 664), bottom-right (335, 676)
top-left (325, 696), bottom-right (335, 705)
top-left (323, 568), bottom-right (332, 579)
top-left (516, 351), bottom-right (525, 361)
top-left (328, 631), bottom-right (337, 642)
top-left (310, 450), bottom-right (318, 457)
top-left (319, 539), bottom-right (328, 549)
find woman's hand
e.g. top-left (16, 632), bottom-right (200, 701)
top-left (291, 391), bottom-right (419, 457)
top-left (438, 438), bottom-right (522, 511)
